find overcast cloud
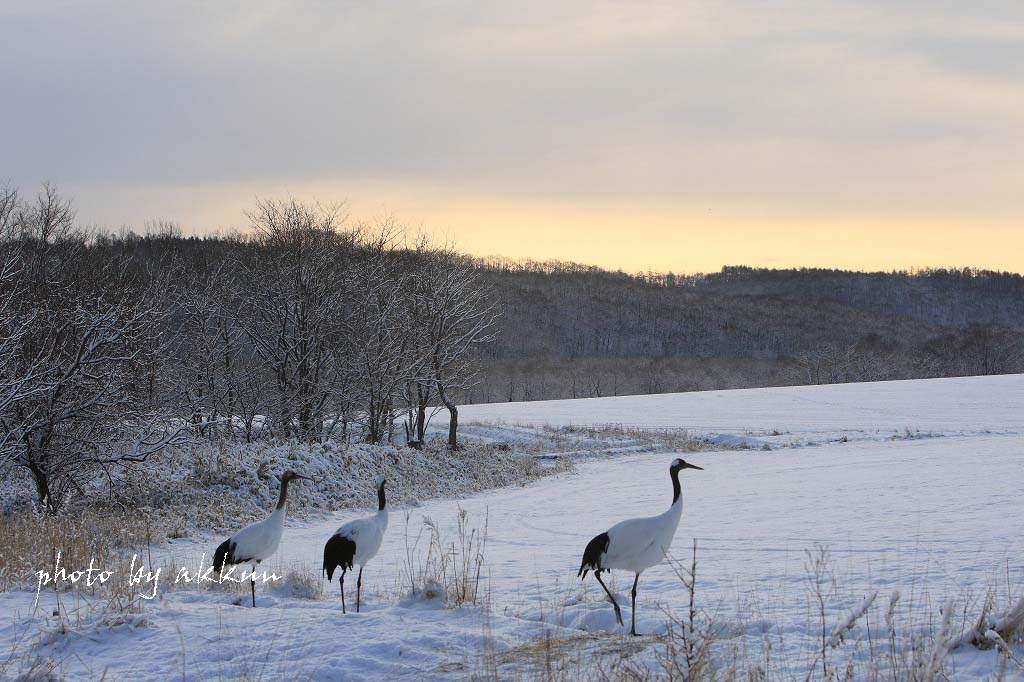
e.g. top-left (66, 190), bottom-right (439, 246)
top-left (2, 1), bottom-right (1022, 270)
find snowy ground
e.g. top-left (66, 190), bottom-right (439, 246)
top-left (453, 374), bottom-right (1024, 441)
top-left (2, 375), bottom-right (1022, 680)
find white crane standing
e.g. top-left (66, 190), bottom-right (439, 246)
top-left (322, 475), bottom-right (388, 613)
top-left (213, 470), bottom-right (314, 607)
top-left (577, 457), bottom-right (703, 635)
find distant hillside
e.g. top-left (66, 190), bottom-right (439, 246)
top-left (691, 266), bottom-right (1024, 330)
top-left (465, 260), bottom-right (1024, 403)
top-left (30, 226), bottom-right (1021, 405)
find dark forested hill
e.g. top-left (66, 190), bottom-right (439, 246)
top-left (78, 237), bottom-right (1024, 403)
top-left (691, 266), bottom-right (1024, 330)
top-left (466, 260), bottom-right (1024, 403)
top-left (23, 225), bottom-right (1022, 406)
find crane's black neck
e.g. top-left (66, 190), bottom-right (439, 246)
top-left (276, 478), bottom-right (291, 510)
top-left (378, 483), bottom-right (387, 511)
top-left (671, 467), bottom-right (681, 505)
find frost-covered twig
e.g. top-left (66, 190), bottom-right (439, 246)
top-left (917, 601), bottom-right (955, 681)
top-left (827, 592), bottom-right (877, 647)
top-left (983, 629), bottom-right (1024, 670)
top-left (804, 591), bottom-right (877, 681)
top-left (886, 590), bottom-right (901, 679)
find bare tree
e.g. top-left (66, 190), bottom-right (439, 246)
top-left (0, 186), bottom-right (188, 510)
top-left (958, 323), bottom-right (1020, 376)
top-left (18, 181), bottom-right (77, 299)
top-left (0, 244), bottom-right (37, 463)
top-left (346, 219), bottom-right (422, 444)
top-left (233, 198), bottom-right (352, 442)
top-left (0, 187), bottom-right (39, 467)
top-left (415, 246), bottom-right (498, 450)
top-left (170, 267), bottom-right (273, 441)
top-left (400, 234), bottom-right (437, 448)
top-left (6, 297), bottom-right (187, 511)
top-left (0, 184), bottom-right (19, 234)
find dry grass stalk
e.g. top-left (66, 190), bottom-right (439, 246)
top-left (402, 507), bottom-right (489, 608)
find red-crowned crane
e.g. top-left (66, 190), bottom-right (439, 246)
top-left (213, 470), bottom-right (313, 607)
top-left (322, 475), bottom-right (388, 613)
top-left (578, 457), bottom-right (703, 635)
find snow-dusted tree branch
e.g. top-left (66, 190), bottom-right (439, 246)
top-left (345, 218), bottom-right (425, 445)
top-left (413, 244), bottom-right (499, 450)
top-left (232, 198), bottom-right (353, 442)
top-left (0, 185), bottom-right (189, 512)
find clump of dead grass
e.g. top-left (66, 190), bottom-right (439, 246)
top-left (0, 509), bottom-right (154, 594)
top-left (402, 507), bottom-right (489, 608)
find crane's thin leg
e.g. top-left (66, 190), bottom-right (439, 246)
top-left (630, 573), bottom-right (640, 636)
top-left (356, 567), bottom-right (363, 613)
top-left (594, 571), bottom-right (623, 627)
top-left (340, 569), bottom-right (347, 614)
top-left (250, 562), bottom-right (260, 608)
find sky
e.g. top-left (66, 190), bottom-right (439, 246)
top-left (2, 1), bottom-right (1022, 274)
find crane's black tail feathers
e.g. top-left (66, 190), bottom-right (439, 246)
top-left (213, 538), bottom-right (234, 573)
top-left (578, 532), bottom-right (610, 579)
top-left (323, 535), bottom-right (356, 582)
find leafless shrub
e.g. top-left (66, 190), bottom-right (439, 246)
top-left (654, 539), bottom-right (722, 680)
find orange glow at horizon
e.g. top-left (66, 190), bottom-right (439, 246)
top-left (74, 180), bottom-right (1024, 276)
top-left (367, 196), bottom-right (1024, 275)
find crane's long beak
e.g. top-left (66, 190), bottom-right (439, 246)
top-left (297, 474), bottom-right (315, 482)
top-left (685, 463), bottom-right (704, 470)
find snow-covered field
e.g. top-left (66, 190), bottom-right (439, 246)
top-left (2, 375), bottom-right (1022, 680)
top-left (454, 374), bottom-right (1024, 440)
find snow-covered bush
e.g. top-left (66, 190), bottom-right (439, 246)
top-left (83, 438), bottom-right (564, 537)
